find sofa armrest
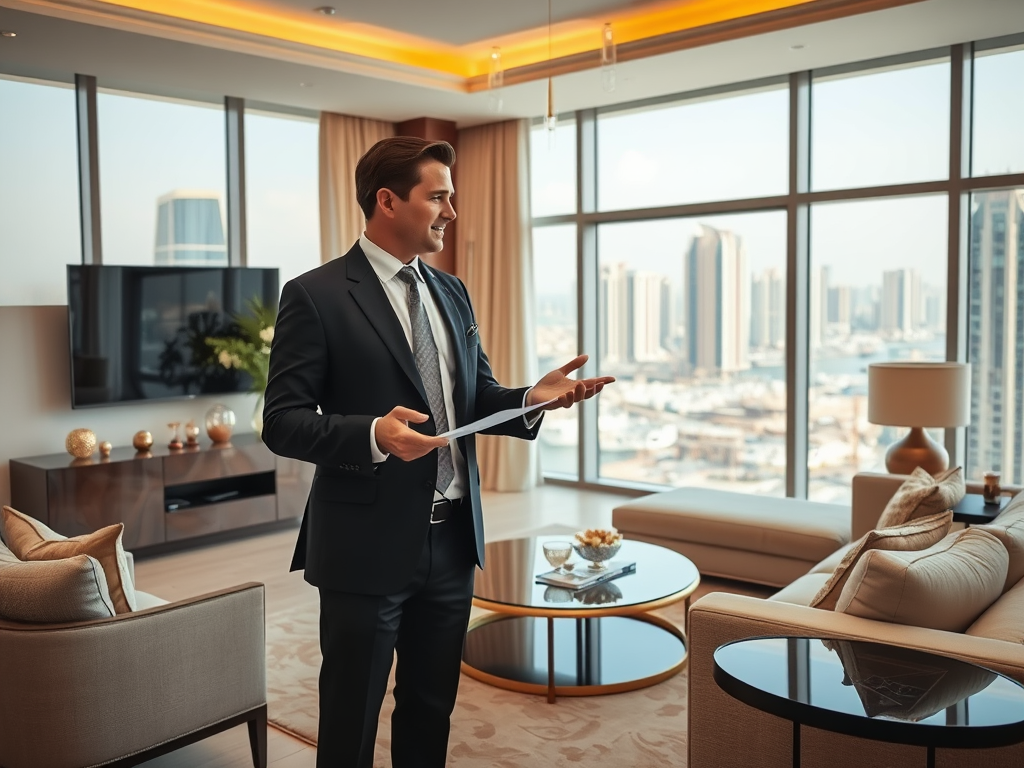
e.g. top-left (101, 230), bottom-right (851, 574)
top-left (0, 582), bottom-right (266, 768)
top-left (688, 592), bottom-right (1024, 768)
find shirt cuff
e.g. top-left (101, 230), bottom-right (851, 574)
top-left (370, 417), bottom-right (390, 463)
top-left (523, 389), bottom-right (543, 429)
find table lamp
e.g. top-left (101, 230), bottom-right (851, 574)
top-left (867, 362), bottom-right (971, 475)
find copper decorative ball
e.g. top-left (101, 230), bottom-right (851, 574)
top-left (132, 430), bottom-right (154, 451)
top-left (66, 428), bottom-right (97, 459)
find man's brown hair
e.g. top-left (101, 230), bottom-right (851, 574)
top-left (355, 137), bottom-right (456, 220)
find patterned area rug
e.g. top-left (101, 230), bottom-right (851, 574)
top-left (265, 600), bottom-right (690, 767)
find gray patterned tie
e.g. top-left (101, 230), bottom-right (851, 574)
top-left (396, 266), bottom-right (455, 495)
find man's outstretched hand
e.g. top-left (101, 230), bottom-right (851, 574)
top-left (526, 354), bottom-right (615, 410)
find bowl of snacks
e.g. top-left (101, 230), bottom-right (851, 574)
top-left (572, 528), bottom-right (623, 570)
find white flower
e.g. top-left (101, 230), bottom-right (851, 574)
top-left (218, 350), bottom-right (233, 369)
top-left (260, 345), bottom-right (271, 355)
top-left (259, 326), bottom-right (275, 344)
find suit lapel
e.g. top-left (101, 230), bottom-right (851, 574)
top-left (345, 246), bottom-right (428, 406)
top-left (423, 267), bottom-right (470, 425)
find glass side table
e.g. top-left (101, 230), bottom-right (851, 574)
top-left (713, 636), bottom-right (1024, 768)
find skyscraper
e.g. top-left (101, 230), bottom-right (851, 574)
top-left (154, 190), bottom-right (227, 266)
top-left (599, 264), bottom-right (671, 365)
top-left (828, 284), bottom-right (852, 333)
top-left (600, 262), bottom-right (631, 365)
top-left (968, 189), bottom-right (1024, 482)
top-left (631, 271), bottom-right (671, 362)
top-left (751, 267), bottom-right (785, 349)
top-left (684, 225), bottom-right (749, 373)
top-left (809, 265), bottom-right (830, 348)
top-left (880, 268), bottom-right (921, 338)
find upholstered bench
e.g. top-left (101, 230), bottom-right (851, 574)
top-left (611, 488), bottom-right (850, 588)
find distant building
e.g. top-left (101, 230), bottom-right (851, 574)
top-left (968, 190), bottom-right (1024, 483)
top-left (632, 271), bottom-right (671, 362)
top-left (600, 262), bottom-right (631, 365)
top-left (751, 267), bottom-right (785, 349)
top-left (684, 225), bottom-right (749, 373)
top-left (154, 190), bottom-right (227, 266)
top-left (828, 284), bottom-right (852, 333)
top-left (880, 268), bottom-right (921, 337)
top-left (809, 266), bottom-right (830, 348)
top-left (599, 264), bottom-right (671, 365)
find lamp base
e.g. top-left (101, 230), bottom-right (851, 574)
top-left (884, 427), bottom-right (949, 476)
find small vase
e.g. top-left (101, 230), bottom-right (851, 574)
top-left (252, 391), bottom-right (265, 440)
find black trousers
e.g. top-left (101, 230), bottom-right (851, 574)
top-left (316, 514), bottom-right (477, 768)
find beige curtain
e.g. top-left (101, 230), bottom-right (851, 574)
top-left (319, 112), bottom-right (394, 263)
top-left (455, 119), bottom-right (539, 492)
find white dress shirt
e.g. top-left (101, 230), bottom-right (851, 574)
top-left (361, 235), bottom-right (542, 501)
top-left (361, 235), bottom-right (469, 501)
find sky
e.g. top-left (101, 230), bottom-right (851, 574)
top-left (1, 47), bottom-right (1022, 307)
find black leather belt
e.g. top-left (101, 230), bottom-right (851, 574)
top-left (430, 497), bottom-right (464, 524)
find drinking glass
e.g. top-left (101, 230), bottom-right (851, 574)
top-left (542, 540), bottom-right (573, 574)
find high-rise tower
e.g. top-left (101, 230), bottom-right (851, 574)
top-left (154, 190), bottom-right (227, 266)
top-left (684, 225), bottom-right (749, 373)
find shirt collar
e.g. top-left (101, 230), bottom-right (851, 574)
top-left (360, 234), bottom-right (425, 284)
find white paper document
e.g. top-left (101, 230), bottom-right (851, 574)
top-left (439, 398), bottom-right (556, 440)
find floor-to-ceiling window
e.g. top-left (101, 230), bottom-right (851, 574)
top-left (530, 35), bottom-right (1024, 502)
top-left (245, 108), bottom-right (320, 287)
top-left (0, 74), bottom-right (80, 305)
top-left (98, 91), bottom-right (227, 267)
top-left (0, 75), bottom-right (321, 305)
top-left (965, 40), bottom-right (1024, 484)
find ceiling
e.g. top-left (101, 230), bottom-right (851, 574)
top-left (0, 0), bottom-right (1022, 127)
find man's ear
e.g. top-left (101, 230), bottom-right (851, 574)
top-left (375, 188), bottom-right (397, 219)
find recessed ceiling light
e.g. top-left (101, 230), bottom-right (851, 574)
top-left (1, 31), bottom-right (17, 38)
top-left (790, 44), bottom-right (805, 50)
top-left (314, 6), bottom-right (336, 14)
top-left (300, 82), bottom-right (315, 88)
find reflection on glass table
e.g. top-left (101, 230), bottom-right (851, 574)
top-left (463, 537), bottom-right (700, 702)
top-left (714, 637), bottom-right (1024, 768)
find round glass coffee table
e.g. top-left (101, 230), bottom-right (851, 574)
top-left (714, 636), bottom-right (1024, 767)
top-left (462, 536), bottom-right (700, 702)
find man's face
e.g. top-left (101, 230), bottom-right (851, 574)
top-left (389, 160), bottom-right (456, 260)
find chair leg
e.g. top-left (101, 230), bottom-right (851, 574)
top-left (248, 704), bottom-right (268, 768)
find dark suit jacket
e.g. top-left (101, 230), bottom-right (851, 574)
top-left (262, 242), bottom-right (540, 595)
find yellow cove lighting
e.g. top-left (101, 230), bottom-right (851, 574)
top-left (93, 0), bottom-right (826, 81)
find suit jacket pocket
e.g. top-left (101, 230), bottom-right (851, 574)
top-left (313, 475), bottom-right (378, 505)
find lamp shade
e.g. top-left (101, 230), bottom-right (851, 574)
top-left (867, 362), bottom-right (971, 428)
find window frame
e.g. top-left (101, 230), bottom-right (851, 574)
top-left (531, 34), bottom-right (1024, 498)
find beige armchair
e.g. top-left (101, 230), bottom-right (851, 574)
top-left (0, 581), bottom-right (267, 768)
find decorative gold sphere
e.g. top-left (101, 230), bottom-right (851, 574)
top-left (66, 428), bottom-right (97, 459)
top-left (132, 430), bottom-right (154, 451)
top-left (99, 441), bottom-right (113, 458)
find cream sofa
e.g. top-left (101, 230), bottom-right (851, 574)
top-left (688, 472), bottom-right (1024, 768)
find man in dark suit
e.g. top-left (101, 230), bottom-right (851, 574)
top-left (263, 136), bottom-right (611, 768)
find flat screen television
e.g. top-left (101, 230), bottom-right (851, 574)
top-left (67, 264), bottom-right (279, 408)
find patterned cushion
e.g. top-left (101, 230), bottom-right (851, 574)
top-left (2, 506), bottom-right (137, 613)
top-left (810, 510), bottom-right (953, 610)
top-left (836, 528), bottom-right (1007, 632)
top-left (875, 466), bottom-right (965, 529)
top-left (0, 538), bottom-right (115, 622)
